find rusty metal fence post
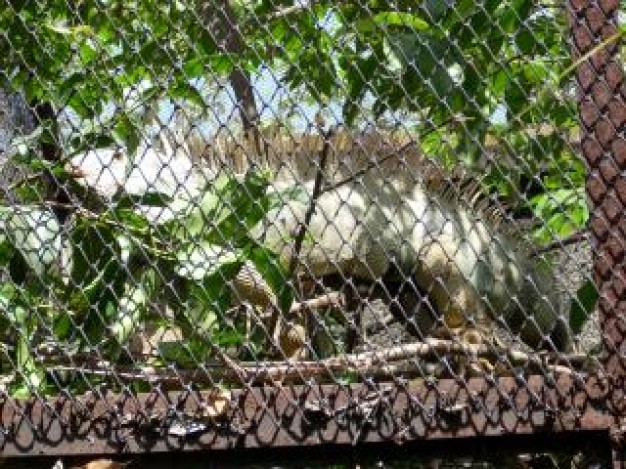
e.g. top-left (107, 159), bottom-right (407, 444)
top-left (569, 0), bottom-right (626, 464)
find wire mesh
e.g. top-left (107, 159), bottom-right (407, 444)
top-left (0, 0), bottom-right (624, 462)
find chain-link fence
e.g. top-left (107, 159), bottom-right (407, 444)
top-left (0, 0), bottom-right (624, 466)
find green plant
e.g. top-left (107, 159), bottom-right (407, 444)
top-left (0, 158), bottom-right (292, 395)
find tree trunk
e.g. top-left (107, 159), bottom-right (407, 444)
top-left (0, 87), bottom-right (35, 201)
top-left (31, 101), bottom-right (71, 222)
top-left (197, 0), bottom-right (261, 165)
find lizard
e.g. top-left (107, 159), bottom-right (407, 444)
top-left (238, 165), bottom-right (572, 356)
top-left (65, 135), bottom-right (572, 357)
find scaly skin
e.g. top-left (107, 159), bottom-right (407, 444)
top-left (247, 169), bottom-right (571, 352)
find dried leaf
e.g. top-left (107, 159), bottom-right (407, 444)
top-left (72, 459), bottom-right (130, 469)
top-left (199, 389), bottom-right (232, 418)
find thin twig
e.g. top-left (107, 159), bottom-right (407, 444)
top-left (289, 291), bottom-right (345, 314)
top-left (287, 125), bottom-right (335, 277)
top-left (513, 30), bottom-right (623, 124)
top-left (7, 151), bottom-right (80, 192)
top-left (250, 291), bottom-right (346, 321)
top-left (210, 345), bottom-right (248, 384)
top-left (265, 125), bottom-right (335, 347)
top-left (267, 2), bottom-right (313, 20)
top-left (531, 228), bottom-right (589, 257)
top-left (263, 0), bottom-right (349, 21)
top-left (41, 338), bottom-right (593, 385)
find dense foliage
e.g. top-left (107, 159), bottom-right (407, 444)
top-left (0, 0), bottom-right (623, 394)
top-left (1, 1), bottom-right (598, 230)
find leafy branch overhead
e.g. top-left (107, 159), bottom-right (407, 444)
top-left (1, 1), bottom-right (589, 229)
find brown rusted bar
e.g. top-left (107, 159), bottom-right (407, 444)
top-left (0, 376), bottom-right (613, 457)
top-left (568, 0), bottom-right (626, 466)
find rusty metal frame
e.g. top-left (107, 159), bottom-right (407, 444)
top-left (0, 376), bottom-right (615, 458)
top-left (0, 0), bottom-right (624, 466)
top-left (569, 0), bottom-right (626, 466)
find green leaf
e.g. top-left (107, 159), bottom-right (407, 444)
top-left (68, 221), bottom-right (127, 343)
top-left (422, 0), bottom-right (457, 23)
top-left (79, 41), bottom-right (98, 66)
top-left (6, 301), bottom-right (28, 331)
top-left (168, 171), bottom-right (270, 244)
top-left (515, 28), bottom-right (537, 55)
top-left (175, 242), bottom-right (242, 281)
top-left (16, 335), bottom-right (45, 394)
top-left (490, 69), bottom-right (509, 98)
top-left (109, 208), bottom-right (150, 233)
top-left (156, 340), bottom-right (197, 367)
top-left (53, 310), bottom-right (74, 341)
top-left (0, 239), bottom-right (14, 267)
top-left (523, 62), bottom-right (551, 85)
top-left (179, 271), bottom-right (237, 344)
top-left (16, 333), bottom-right (44, 391)
top-left (498, 0), bottom-right (532, 33)
top-left (70, 223), bottom-right (119, 289)
top-left (247, 244), bottom-right (293, 314)
top-left (185, 301), bottom-right (220, 339)
top-left (531, 188), bottom-right (587, 220)
top-left (570, 280), bottom-right (598, 335)
top-left (0, 283), bottom-right (19, 318)
top-left (113, 116), bottom-right (142, 154)
top-left (109, 269), bottom-right (155, 346)
top-left (213, 328), bottom-right (246, 348)
top-left (183, 57), bottom-right (206, 77)
top-left (371, 11), bottom-right (430, 31)
top-left (1, 207), bottom-right (62, 277)
top-left (166, 174), bottom-right (229, 239)
top-left (67, 131), bottom-right (117, 153)
top-left (0, 282), bottom-right (45, 394)
top-left (46, 22), bottom-right (92, 36)
top-left (208, 172), bottom-right (272, 243)
top-left (170, 82), bottom-right (206, 109)
top-left (207, 54), bottom-right (236, 75)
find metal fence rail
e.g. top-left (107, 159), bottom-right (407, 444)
top-left (570, 0), bottom-right (626, 463)
top-left (0, 0), bottom-right (624, 466)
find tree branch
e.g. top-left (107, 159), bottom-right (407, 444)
top-left (40, 338), bottom-right (595, 386)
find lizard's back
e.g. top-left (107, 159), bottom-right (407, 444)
top-left (255, 167), bottom-right (571, 351)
